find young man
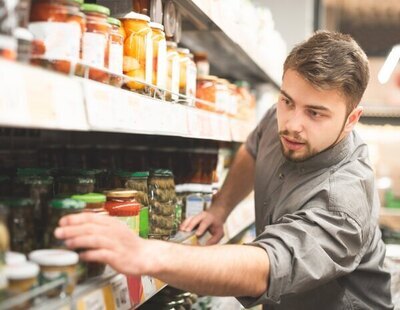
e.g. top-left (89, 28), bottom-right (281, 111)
top-left (55, 31), bottom-right (393, 309)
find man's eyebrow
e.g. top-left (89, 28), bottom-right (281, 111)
top-left (305, 104), bottom-right (331, 112)
top-left (280, 90), bottom-right (294, 103)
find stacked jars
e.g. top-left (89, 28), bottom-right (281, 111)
top-left (177, 48), bottom-right (197, 102)
top-left (166, 41), bottom-right (180, 101)
top-left (150, 22), bottom-right (167, 90)
top-left (29, 0), bottom-right (86, 73)
top-left (80, 3), bottom-right (112, 83)
top-left (121, 12), bottom-right (153, 92)
top-left (148, 169), bottom-right (176, 239)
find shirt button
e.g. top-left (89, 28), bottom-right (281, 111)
top-left (279, 173), bottom-right (284, 180)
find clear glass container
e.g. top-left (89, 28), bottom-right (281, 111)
top-left (107, 17), bottom-right (124, 76)
top-left (166, 41), bottom-right (180, 101)
top-left (177, 48), bottom-right (196, 101)
top-left (150, 22), bottom-right (167, 89)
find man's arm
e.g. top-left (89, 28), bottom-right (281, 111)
top-left (180, 144), bottom-right (255, 244)
top-left (55, 213), bottom-right (269, 297)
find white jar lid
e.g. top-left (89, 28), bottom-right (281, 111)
top-left (5, 262), bottom-right (39, 280)
top-left (121, 11), bottom-right (150, 22)
top-left (29, 250), bottom-right (79, 266)
top-left (5, 252), bottom-right (27, 265)
top-left (149, 22), bottom-right (164, 31)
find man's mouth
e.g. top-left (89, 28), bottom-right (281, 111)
top-left (281, 136), bottom-right (306, 151)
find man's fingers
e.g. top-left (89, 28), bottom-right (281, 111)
top-left (64, 235), bottom-right (115, 251)
top-left (55, 222), bottom-right (104, 239)
top-left (59, 212), bottom-right (115, 227)
top-left (195, 217), bottom-right (212, 237)
top-left (206, 230), bottom-right (224, 245)
top-left (79, 249), bottom-right (115, 265)
top-left (181, 213), bottom-right (205, 232)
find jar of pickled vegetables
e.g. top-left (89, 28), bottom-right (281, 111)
top-left (150, 22), bottom-right (167, 89)
top-left (177, 48), bottom-right (196, 102)
top-left (166, 41), bottom-right (180, 101)
top-left (81, 3), bottom-right (111, 83)
top-left (107, 17), bottom-right (124, 75)
top-left (29, 0), bottom-right (86, 74)
top-left (121, 12), bottom-right (153, 91)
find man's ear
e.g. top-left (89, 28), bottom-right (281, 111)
top-left (344, 106), bottom-right (363, 134)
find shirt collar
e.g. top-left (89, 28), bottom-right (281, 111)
top-left (288, 133), bottom-right (352, 175)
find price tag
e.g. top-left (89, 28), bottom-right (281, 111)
top-left (110, 275), bottom-right (131, 310)
top-left (77, 289), bottom-right (106, 310)
top-left (141, 275), bottom-right (157, 300)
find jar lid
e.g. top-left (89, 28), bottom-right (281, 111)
top-left (29, 249), bottom-right (79, 266)
top-left (105, 189), bottom-right (138, 198)
top-left (71, 193), bottom-right (106, 204)
top-left (177, 48), bottom-right (190, 55)
top-left (51, 198), bottom-right (86, 210)
top-left (115, 171), bottom-right (149, 178)
top-left (5, 262), bottom-right (39, 280)
top-left (150, 169), bottom-right (173, 177)
top-left (5, 252), bottom-right (27, 265)
top-left (149, 22), bottom-right (164, 31)
top-left (0, 198), bottom-right (34, 208)
top-left (108, 203), bottom-right (140, 216)
top-left (120, 11), bottom-right (150, 22)
top-left (81, 3), bottom-right (110, 16)
top-left (107, 17), bottom-right (121, 27)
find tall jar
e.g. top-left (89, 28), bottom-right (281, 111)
top-left (177, 48), bottom-right (196, 102)
top-left (166, 41), bottom-right (180, 101)
top-left (150, 22), bottom-right (167, 89)
top-left (107, 17), bottom-right (124, 76)
top-left (121, 12), bottom-right (153, 92)
top-left (80, 3), bottom-right (111, 83)
top-left (29, 0), bottom-right (86, 73)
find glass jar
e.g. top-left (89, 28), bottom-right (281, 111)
top-left (71, 193), bottom-right (106, 211)
top-left (1, 199), bottom-right (35, 254)
top-left (227, 83), bottom-right (239, 117)
top-left (13, 174), bottom-right (54, 248)
top-left (166, 41), bottom-right (180, 101)
top-left (56, 175), bottom-right (95, 196)
top-left (105, 189), bottom-right (138, 203)
top-left (5, 262), bottom-right (39, 295)
top-left (46, 198), bottom-right (85, 248)
top-left (80, 3), bottom-right (111, 83)
top-left (107, 17), bottom-right (124, 76)
top-left (111, 171), bottom-right (150, 206)
top-left (215, 78), bottom-right (230, 114)
top-left (121, 12), bottom-right (153, 92)
top-left (29, 0), bottom-right (86, 74)
top-left (150, 22), bottom-right (167, 89)
top-left (177, 48), bottom-right (196, 101)
top-left (196, 75), bottom-right (218, 112)
top-left (29, 249), bottom-right (79, 297)
top-left (194, 52), bottom-right (209, 76)
top-left (108, 202), bottom-right (141, 235)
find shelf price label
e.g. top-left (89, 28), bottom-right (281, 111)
top-left (77, 289), bottom-right (107, 310)
top-left (110, 274), bottom-right (131, 310)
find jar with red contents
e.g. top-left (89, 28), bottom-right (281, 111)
top-left (80, 3), bottom-right (111, 83)
top-left (29, 0), bottom-right (86, 74)
top-left (108, 202), bottom-right (141, 235)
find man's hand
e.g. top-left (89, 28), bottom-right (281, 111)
top-left (54, 213), bottom-right (153, 276)
top-left (180, 208), bottom-right (225, 245)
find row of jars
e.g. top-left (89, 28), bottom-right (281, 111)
top-left (26, 0), bottom-right (197, 98)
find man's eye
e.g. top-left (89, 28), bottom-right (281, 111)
top-left (308, 110), bottom-right (320, 118)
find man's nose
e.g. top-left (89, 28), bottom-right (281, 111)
top-left (285, 112), bottom-right (304, 133)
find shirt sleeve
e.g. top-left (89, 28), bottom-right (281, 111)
top-left (237, 207), bottom-right (364, 307)
top-left (245, 105), bottom-right (276, 158)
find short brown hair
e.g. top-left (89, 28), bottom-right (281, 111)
top-left (283, 31), bottom-right (370, 113)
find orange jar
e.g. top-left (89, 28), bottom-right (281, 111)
top-left (29, 0), bottom-right (86, 73)
top-left (150, 22), bottom-right (167, 89)
top-left (107, 17), bottom-right (124, 75)
top-left (166, 41), bottom-right (180, 101)
top-left (196, 75), bottom-right (218, 112)
top-left (121, 12), bottom-right (153, 91)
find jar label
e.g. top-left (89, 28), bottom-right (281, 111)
top-left (185, 195), bottom-right (204, 219)
top-left (145, 32), bottom-right (153, 85)
top-left (156, 40), bottom-right (167, 89)
top-left (28, 22), bottom-right (80, 61)
top-left (82, 32), bottom-right (106, 68)
top-left (108, 42), bottom-right (123, 74)
top-left (117, 216), bottom-right (139, 235)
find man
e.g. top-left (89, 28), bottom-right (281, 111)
top-left (54, 31), bottom-right (393, 309)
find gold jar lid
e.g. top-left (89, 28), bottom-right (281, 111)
top-left (104, 189), bottom-right (138, 198)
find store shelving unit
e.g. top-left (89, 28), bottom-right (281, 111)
top-left (360, 105), bottom-right (400, 126)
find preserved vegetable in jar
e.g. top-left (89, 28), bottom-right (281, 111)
top-left (80, 3), bottom-right (111, 83)
top-left (111, 171), bottom-right (149, 206)
top-left (107, 17), bottom-right (123, 75)
top-left (29, 0), bottom-right (86, 74)
top-left (150, 22), bottom-right (167, 89)
top-left (166, 41), bottom-right (179, 101)
top-left (177, 48), bottom-right (196, 101)
top-left (121, 12), bottom-right (153, 91)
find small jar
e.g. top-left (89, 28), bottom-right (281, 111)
top-left (80, 3), bottom-right (111, 83)
top-left (29, 249), bottom-right (79, 297)
top-left (5, 262), bottom-right (39, 294)
top-left (105, 189), bottom-right (138, 203)
top-left (196, 75), bottom-right (218, 112)
top-left (46, 199), bottom-right (85, 248)
top-left (5, 252), bottom-right (26, 266)
top-left (108, 202), bottom-right (141, 235)
top-left (166, 41), bottom-right (180, 101)
top-left (177, 48), bottom-right (197, 101)
top-left (111, 171), bottom-right (150, 206)
top-left (150, 22), bottom-right (167, 89)
top-left (2, 198), bottom-right (35, 254)
top-left (29, 0), bottom-right (86, 74)
top-left (71, 193), bottom-right (106, 211)
top-left (121, 12), bottom-right (153, 91)
top-left (107, 17), bottom-right (124, 75)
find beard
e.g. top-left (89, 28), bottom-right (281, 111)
top-left (279, 130), bottom-right (319, 162)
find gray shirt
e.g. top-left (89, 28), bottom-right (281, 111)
top-left (238, 106), bottom-right (393, 310)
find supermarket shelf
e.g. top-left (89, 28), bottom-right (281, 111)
top-left (380, 207), bottom-right (400, 231)
top-left (0, 59), bottom-right (255, 142)
top-left (360, 106), bottom-right (400, 125)
top-left (176, 0), bottom-right (281, 87)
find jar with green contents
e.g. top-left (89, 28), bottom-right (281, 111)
top-left (13, 172), bottom-right (54, 248)
top-left (1, 199), bottom-right (35, 254)
top-left (112, 171), bottom-right (150, 206)
top-left (46, 199), bottom-right (86, 248)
